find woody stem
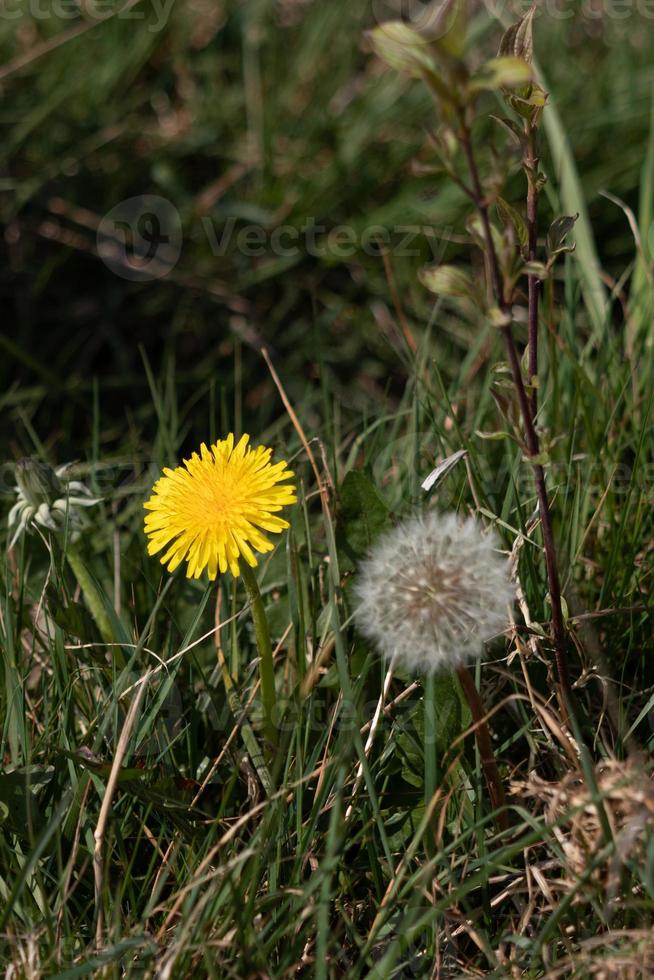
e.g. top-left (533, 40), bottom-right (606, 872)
top-left (457, 666), bottom-right (509, 833)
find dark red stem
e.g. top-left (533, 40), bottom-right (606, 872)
top-left (457, 667), bottom-right (509, 833)
top-left (460, 128), bottom-right (572, 707)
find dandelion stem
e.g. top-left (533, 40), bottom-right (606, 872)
top-left (456, 666), bottom-right (509, 834)
top-left (213, 590), bottom-right (273, 795)
top-left (65, 544), bottom-right (114, 644)
top-left (240, 563), bottom-right (277, 748)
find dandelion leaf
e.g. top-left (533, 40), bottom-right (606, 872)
top-left (337, 471), bottom-right (391, 570)
top-left (0, 767), bottom-right (51, 839)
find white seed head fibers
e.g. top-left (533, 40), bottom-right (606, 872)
top-left (354, 511), bottom-right (515, 675)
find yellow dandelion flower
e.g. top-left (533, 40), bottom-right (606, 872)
top-left (144, 433), bottom-right (296, 579)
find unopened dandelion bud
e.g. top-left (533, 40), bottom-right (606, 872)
top-left (15, 458), bottom-right (62, 509)
top-left (8, 457), bottom-right (100, 549)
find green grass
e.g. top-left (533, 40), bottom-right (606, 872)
top-left (2, 1), bottom-right (654, 976)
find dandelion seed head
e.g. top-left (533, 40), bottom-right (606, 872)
top-left (354, 511), bottom-right (514, 674)
top-left (144, 433), bottom-right (296, 580)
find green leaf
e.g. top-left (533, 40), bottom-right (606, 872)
top-left (366, 20), bottom-right (461, 106)
top-left (525, 450), bottom-right (551, 466)
top-left (59, 749), bottom-right (146, 782)
top-left (430, 0), bottom-right (468, 59)
top-left (0, 768), bottom-right (52, 839)
top-left (429, 124), bottom-right (459, 166)
top-left (466, 212), bottom-right (505, 262)
top-left (547, 213), bottom-right (578, 256)
top-left (490, 114), bottom-right (527, 149)
top-left (367, 22), bottom-right (439, 79)
top-left (560, 594), bottom-right (570, 624)
top-left (496, 197), bottom-right (529, 251)
top-left (475, 429), bottom-right (514, 442)
top-left (508, 85), bottom-right (547, 119)
top-left (419, 263), bottom-right (474, 298)
top-left (46, 584), bottom-right (98, 642)
top-left (498, 7), bottom-right (536, 63)
top-left (629, 79), bottom-right (654, 339)
top-left (540, 75), bottom-right (607, 333)
top-left (469, 56), bottom-right (532, 93)
top-left (337, 471), bottom-right (391, 567)
top-left (488, 306), bottom-right (512, 329)
top-left (522, 260), bottom-right (550, 279)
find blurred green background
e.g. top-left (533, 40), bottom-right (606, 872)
top-left (1, 0), bottom-right (653, 457)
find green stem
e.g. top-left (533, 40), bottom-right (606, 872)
top-left (214, 596), bottom-right (272, 794)
top-left (240, 563), bottom-right (277, 748)
top-left (65, 544), bottom-right (114, 644)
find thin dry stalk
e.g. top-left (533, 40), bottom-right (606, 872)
top-left (261, 345), bottom-right (331, 517)
top-left (344, 661), bottom-right (395, 821)
top-left (93, 671), bottom-right (151, 947)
